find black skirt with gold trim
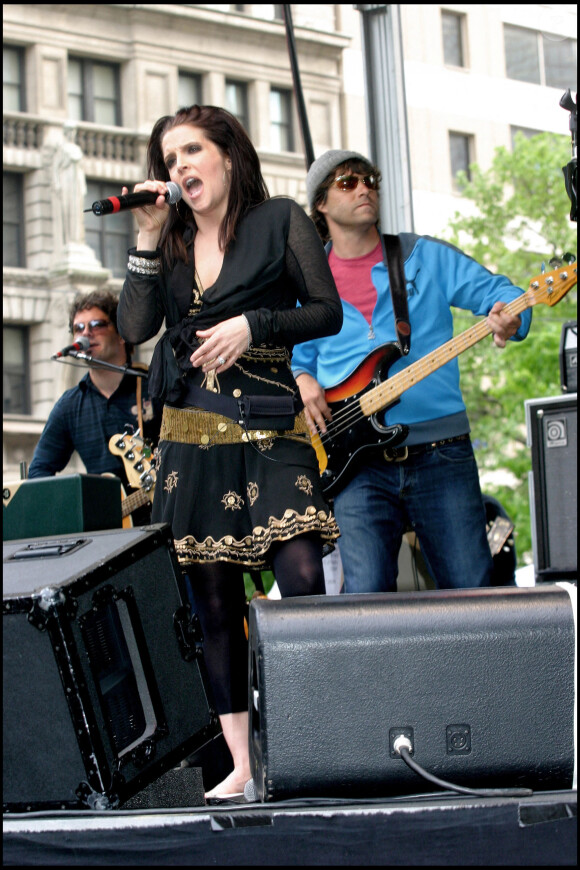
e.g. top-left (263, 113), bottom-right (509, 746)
top-left (151, 346), bottom-right (340, 567)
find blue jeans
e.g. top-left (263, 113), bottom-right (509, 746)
top-left (333, 438), bottom-right (493, 593)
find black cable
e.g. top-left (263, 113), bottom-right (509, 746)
top-left (398, 746), bottom-right (533, 798)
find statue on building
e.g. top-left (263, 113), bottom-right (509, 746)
top-left (51, 123), bottom-right (87, 248)
top-left (43, 123), bottom-right (105, 275)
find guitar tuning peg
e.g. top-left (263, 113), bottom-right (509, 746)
top-left (540, 261), bottom-right (546, 274)
top-left (549, 257), bottom-right (562, 268)
top-left (563, 252), bottom-right (576, 264)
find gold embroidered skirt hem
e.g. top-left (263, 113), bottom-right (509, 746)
top-left (174, 506), bottom-right (340, 568)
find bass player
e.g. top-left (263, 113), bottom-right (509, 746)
top-left (292, 150), bottom-right (531, 593)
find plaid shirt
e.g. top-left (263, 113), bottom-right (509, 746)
top-left (28, 372), bottom-right (160, 488)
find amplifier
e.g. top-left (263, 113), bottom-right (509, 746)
top-left (3, 474), bottom-right (122, 541)
top-left (525, 394), bottom-right (577, 579)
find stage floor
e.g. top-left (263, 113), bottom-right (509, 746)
top-left (3, 788), bottom-right (577, 866)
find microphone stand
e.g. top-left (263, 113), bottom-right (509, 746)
top-left (53, 350), bottom-right (148, 378)
top-left (282, 4), bottom-right (315, 170)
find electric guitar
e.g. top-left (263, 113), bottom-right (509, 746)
top-left (311, 265), bottom-right (577, 497)
top-left (108, 432), bottom-right (156, 528)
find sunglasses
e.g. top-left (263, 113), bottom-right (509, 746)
top-left (72, 319), bottom-right (111, 335)
top-left (333, 173), bottom-right (380, 192)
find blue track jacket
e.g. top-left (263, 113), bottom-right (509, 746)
top-left (291, 234), bottom-right (532, 445)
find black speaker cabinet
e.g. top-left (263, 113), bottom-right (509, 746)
top-left (3, 523), bottom-right (219, 812)
top-left (248, 585), bottom-right (576, 802)
top-left (525, 394), bottom-right (577, 580)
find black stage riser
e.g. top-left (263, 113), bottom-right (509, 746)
top-left (3, 524), bottom-right (219, 812)
top-left (248, 584), bottom-right (576, 802)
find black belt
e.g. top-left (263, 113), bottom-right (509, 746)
top-left (179, 383), bottom-right (303, 431)
top-left (383, 433), bottom-right (470, 462)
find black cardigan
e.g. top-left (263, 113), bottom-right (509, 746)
top-left (118, 197), bottom-right (342, 403)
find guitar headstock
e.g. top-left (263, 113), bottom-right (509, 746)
top-left (526, 263), bottom-right (577, 307)
top-left (108, 432), bottom-right (156, 491)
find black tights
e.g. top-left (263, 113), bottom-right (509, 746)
top-left (186, 534), bottom-right (324, 715)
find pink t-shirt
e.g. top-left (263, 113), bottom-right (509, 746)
top-left (328, 241), bottom-right (382, 325)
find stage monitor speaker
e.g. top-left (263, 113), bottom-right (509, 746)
top-left (3, 523), bottom-right (219, 812)
top-left (3, 474), bottom-right (122, 541)
top-left (525, 394), bottom-right (577, 580)
top-left (560, 320), bottom-right (577, 393)
top-left (248, 585), bottom-right (576, 802)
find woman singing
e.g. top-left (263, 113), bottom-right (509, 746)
top-left (117, 105), bottom-right (342, 799)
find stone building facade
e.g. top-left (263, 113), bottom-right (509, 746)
top-left (3, 4), bottom-right (575, 479)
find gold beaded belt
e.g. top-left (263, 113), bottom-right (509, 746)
top-left (160, 405), bottom-right (311, 446)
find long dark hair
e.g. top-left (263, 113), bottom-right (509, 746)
top-left (147, 105), bottom-right (269, 263)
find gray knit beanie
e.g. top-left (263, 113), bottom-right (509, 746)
top-left (306, 149), bottom-right (373, 211)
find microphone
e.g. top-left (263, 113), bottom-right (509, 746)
top-left (84, 181), bottom-right (182, 216)
top-left (51, 336), bottom-right (91, 359)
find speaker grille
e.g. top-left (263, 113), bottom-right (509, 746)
top-left (82, 600), bottom-right (148, 755)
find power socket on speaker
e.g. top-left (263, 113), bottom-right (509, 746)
top-left (389, 727), bottom-right (414, 758)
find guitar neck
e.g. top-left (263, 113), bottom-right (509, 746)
top-left (360, 292), bottom-right (532, 417)
top-left (121, 487), bottom-right (153, 518)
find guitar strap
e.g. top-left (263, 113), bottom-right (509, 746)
top-left (136, 377), bottom-right (143, 436)
top-left (130, 360), bottom-right (149, 437)
top-left (381, 234), bottom-right (411, 355)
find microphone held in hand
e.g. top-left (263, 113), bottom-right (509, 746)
top-left (85, 182), bottom-right (182, 216)
top-left (51, 336), bottom-right (91, 359)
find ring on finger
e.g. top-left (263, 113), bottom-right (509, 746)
top-left (217, 356), bottom-right (227, 366)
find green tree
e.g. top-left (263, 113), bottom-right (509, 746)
top-left (443, 132), bottom-right (577, 569)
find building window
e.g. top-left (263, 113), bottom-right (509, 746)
top-left (504, 26), bottom-right (541, 84)
top-left (3, 326), bottom-right (30, 415)
top-left (178, 72), bottom-right (202, 109)
top-left (543, 34), bottom-right (577, 90)
top-left (3, 172), bottom-right (25, 268)
top-left (225, 80), bottom-right (249, 131)
top-left (84, 180), bottom-right (134, 278)
top-left (504, 25), bottom-right (577, 90)
top-left (68, 57), bottom-right (121, 126)
top-left (259, 5), bottom-right (284, 21)
top-left (449, 132), bottom-right (473, 189)
top-left (441, 10), bottom-right (466, 68)
top-left (3, 45), bottom-right (25, 112)
top-left (270, 88), bottom-right (294, 152)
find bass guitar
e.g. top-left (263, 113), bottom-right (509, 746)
top-left (108, 431), bottom-right (156, 528)
top-left (311, 265), bottom-right (576, 497)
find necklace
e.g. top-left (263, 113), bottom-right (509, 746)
top-left (193, 269), bottom-right (220, 393)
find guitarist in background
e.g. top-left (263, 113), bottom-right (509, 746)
top-left (28, 290), bottom-right (161, 525)
top-left (292, 150), bottom-right (531, 593)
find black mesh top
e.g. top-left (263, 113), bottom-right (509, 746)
top-left (117, 197), bottom-right (342, 403)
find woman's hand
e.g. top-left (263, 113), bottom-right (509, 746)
top-left (122, 182), bottom-right (172, 250)
top-left (295, 372), bottom-right (332, 436)
top-left (191, 316), bottom-right (250, 373)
